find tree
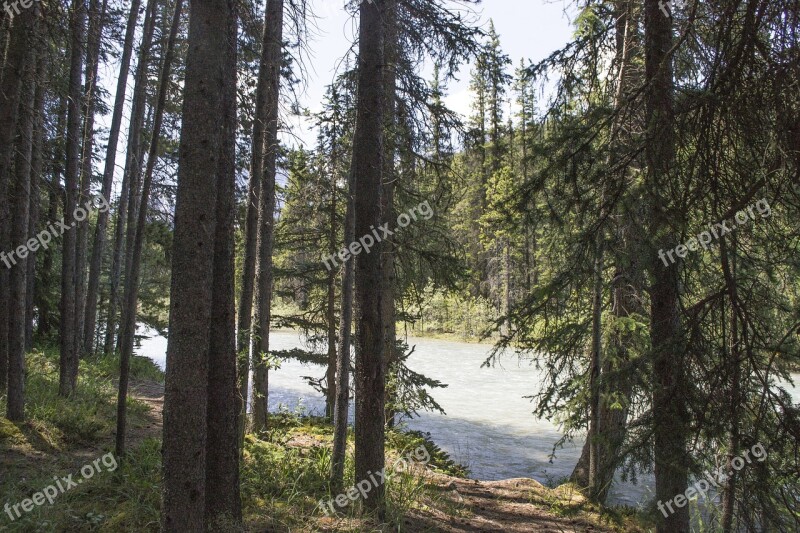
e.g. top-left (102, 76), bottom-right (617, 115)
top-left (161, 0), bottom-right (239, 527)
top-left (351, 0), bottom-right (387, 517)
top-left (251, 0), bottom-right (284, 433)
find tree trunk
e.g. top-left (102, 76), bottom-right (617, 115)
top-left (83, 0), bottom-right (141, 355)
top-left (59, 0), bottom-right (87, 397)
top-left (0, 11), bottom-right (34, 393)
top-left (162, 0), bottom-right (235, 528)
top-left (325, 159), bottom-right (338, 419)
top-left (237, 1), bottom-right (272, 443)
top-left (116, 0), bottom-right (182, 458)
top-left (251, 0), bottom-right (283, 433)
top-left (7, 44), bottom-right (37, 421)
top-left (331, 167), bottom-right (356, 494)
top-left (352, 0), bottom-right (386, 518)
top-left (74, 0), bottom-right (106, 356)
top-left (205, 4), bottom-right (241, 520)
top-left (25, 58), bottom-right (47, 351)
top-left (645, 0), bottom-right (689, 530)
top-left (103, 0), bottom-right (157, 355)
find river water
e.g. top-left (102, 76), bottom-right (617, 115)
top-left (136, 327), bottom-right (800, 508)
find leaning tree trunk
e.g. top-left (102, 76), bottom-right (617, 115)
top-left (83, 0), bottom-right (142, 355)
top-left (645, 0), bottom-right (689, 531)
top-left (0, 9), bottom-right (35, 394)
top-left (7, 43), bottom-right (38, 421)
top-left (352, 0), bottom-right (387, 518)
top-left (116, 0), bottom-right (182, 458)
top-left (59, 0), bottom-right (87, 397)
top-left (162, 0), bottom-right (236, 528)
top-left (251, 0), bottom-right (284, 433)
top-left (103, 0), bottom-right (157, 355)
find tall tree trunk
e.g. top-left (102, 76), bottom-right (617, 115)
top-left (0, 11), bottom-right (34, 393)
top-left (83, 0), bottom-right (142, 355)
top-left (645, 0), bottom-right (689, 531)
top-left (59, 0), bottom-right (87, 397)
top-left (7, 43), bottom-right (37, 421)
top-left (251, 0), bottom-right (284, 433)
top-left (381, 0), bottom-right (398, 428)
top-left (331, 167), bottom-right (356, 494)
top-left (324, 154), bottom-right (338, 419)
top-left (74, 0), bottom-right (107, 356)
top-left (25, 59), bottom-right (47, 351)
top-left (162, 0), bottom-right (235, 528)
top-left (103, 0), bottom-right (157, 355)
top-left (116, 0), bottom-right (182, 457)
top-left (352, 0), bottom-right (386, 517)
top-left (237, 2), bottom-right (271, 442)
top-left (205, 3), bottom-right (241, 520)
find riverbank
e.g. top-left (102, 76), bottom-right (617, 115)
top-left (1, 345), bottom-right (649, 531)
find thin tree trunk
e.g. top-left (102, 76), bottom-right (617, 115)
top-left (116, 0), bottom-right (182, 458)
top-left (236, 2), bottom-right (271, 443)
top-left (59, 0), bottom-right (87, 397)
top-left (103, 0), bottom-right (157, 355)
top-left (251, 0), bottom-right (284, 433)
top-left (0, 11), bottom-right (34, 393)
top-left (7, 45), bottom-right (37, 421)
top-left (325, 162), bottom-right (338, 419)
top-left (26, 59), bottom-right (47, 351)
top-left (83, 0), bottom-right (142, 355)
top-left (331, 167), bottom-right (356, 494)
top-left (352, 0), bottom-right (386, 518)
top-left (74, 0), bottom-right (107, 356)
top-left (588, 237), bottom-right (603, 496)
top-left (205, 4), bottom-right (241, 520)
top-left (645, 0), bottom-right (689, 530)
top-left (162, 0), bottom-right (234, 527)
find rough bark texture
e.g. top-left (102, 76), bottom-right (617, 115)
top-left (83, 0), bottom-right (141, 355)
top-left (103, 0), bottom-right (156, 355)
top-left (204, 3), bottom-right (241, 521)
top-left (59, 0), bottom-right (87, 397)
top-left (352, 0), bottom-right (386, 517)
top-left (645, 0), bottom-right (689, 531)
top-left (325, 157), bottom-right (338, 419)
top-left (161, 0), bottom-right (234, 528)
top-left (7, 46), bottom-right (37, 421)
top-left (0, 10), bottom-right (34, 394)
top-left (116, 0), bottom-right (182, 457)
top-left (251, 0), bottom-right (283, 433)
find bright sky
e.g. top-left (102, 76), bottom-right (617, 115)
top-left (286, 0), bottom-right (578, 147)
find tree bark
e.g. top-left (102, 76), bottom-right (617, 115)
top-left (251, 0), bottom-right (284, 433)
top-left (204, 3), bottom-right (241, 521)
top-left (162, 0), bottom-right (235, 528)
top-left (0, 10), bottom-right (35, 394)
top-left (352, 0), bottom-right (386, 517)
top-left (59, 0), bottom-right (87, 397)
top-left (325, 154), bottom-right (338, 419)
top-left (83, 0), bottom-right (141, 355)
top-left (103, 0), bottom-right (157, 355)
top-left (116, 0), bottom-right (182, 458)
top-left (645, 0), bottom-right (689, 530)
top-left (7, 43), bottom-right (37, 421)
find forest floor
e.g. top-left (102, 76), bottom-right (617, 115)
top-left (0, 347), bottom-right (647, 532)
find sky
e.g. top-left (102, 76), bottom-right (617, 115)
top-left (286, 0), bottom-right (579, 147)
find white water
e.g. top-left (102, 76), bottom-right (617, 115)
top-left (136, 326), bottom-right (800, 509)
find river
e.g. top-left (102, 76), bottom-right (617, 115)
top-left (136, 327), bottom-right (800, 508)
